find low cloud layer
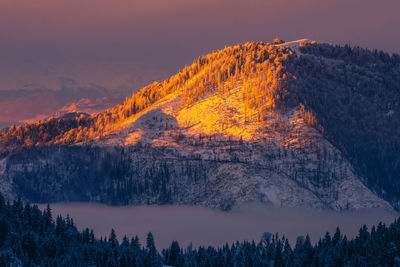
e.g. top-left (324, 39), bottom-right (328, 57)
top-left (38, 203), bottom-right (398, 249)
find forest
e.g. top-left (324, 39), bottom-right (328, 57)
top-left (293, 43), bottom-right (400, 209)
top-left (0, 193), bottom-right (399, 266)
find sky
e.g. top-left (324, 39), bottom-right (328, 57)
top-left (1, 0), bottom-right (399, 91)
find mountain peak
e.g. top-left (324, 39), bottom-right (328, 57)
top-left (1, 40), bottom-right (297, 147)
top-left (0, 40), bottom-right (399, 211)
top-left (273, 38), bottom-right (311, 47)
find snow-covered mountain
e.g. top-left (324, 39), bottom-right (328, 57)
top-left (0, 84), bottom-right (124, 128)
top-left (0, 39), bottom-right (399, 211)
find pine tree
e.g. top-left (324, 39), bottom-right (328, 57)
top-left (0, 216), bottom-right (8, 247)
top-left (166, 240), bottom-right (184, 267)
top-left (146, 232), bottom-right (160, 267)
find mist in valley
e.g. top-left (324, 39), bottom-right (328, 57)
top-left (38, 202), bottom-right (398, 249)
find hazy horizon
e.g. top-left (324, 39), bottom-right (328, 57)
top-left (1, 0), bottom-right (400, 91)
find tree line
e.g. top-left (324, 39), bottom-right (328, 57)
top-left (0, 193), bottom-right (400, 266)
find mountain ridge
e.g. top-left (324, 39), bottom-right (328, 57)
top-left (0, 39), bottom-right (399, 211)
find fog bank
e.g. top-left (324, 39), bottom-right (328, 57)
top-left (38, 203), bottom-right (398, 249)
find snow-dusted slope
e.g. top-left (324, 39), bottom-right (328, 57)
top-left (87, 69), bottom-right (392, 211)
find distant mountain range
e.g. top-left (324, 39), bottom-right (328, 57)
top-left (0, 84), bottom-right (123, 128)
top-left (0, 67), bottom-right (169, 128)
top-left (0, 39), bottom-right (399, 211)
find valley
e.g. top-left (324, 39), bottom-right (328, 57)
top-left (37, 202), bottom-right (398, 249)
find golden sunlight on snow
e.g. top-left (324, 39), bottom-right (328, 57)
top-left (105, 75), bottom-right (322, 154)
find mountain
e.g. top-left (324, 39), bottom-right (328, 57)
top-left (0, 83), bottom-right (125, 128)
top-left (0, 67), bottom-right (168, 128)
top-left (0, 39), bottom-right (399, 211)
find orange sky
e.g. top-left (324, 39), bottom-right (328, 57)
top-left (0, 0), bottom-right (399, 90)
